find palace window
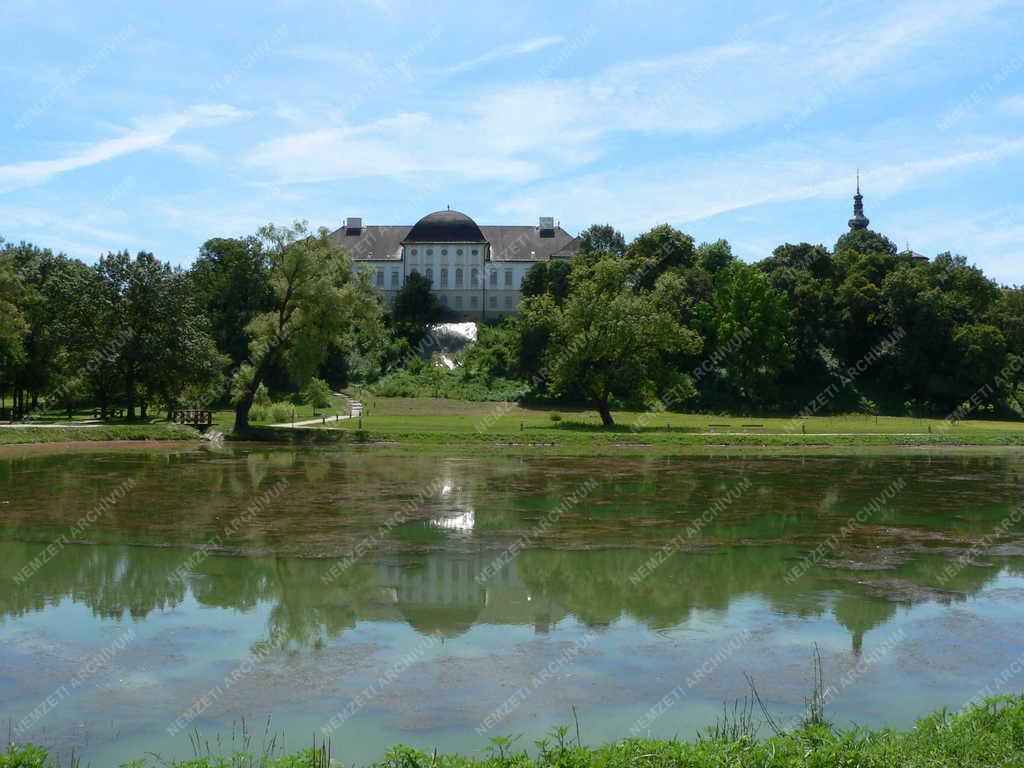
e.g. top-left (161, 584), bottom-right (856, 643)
top-left (504, 269), bottom-right (513, 287)
top-left (439, 294), bottom-right (448, 305)
top-left (456, 248), bottom-right (463, 255)
top-left (391, 271), bottom-right (399, 288)
top-left (455, 268), bottom-right (464, 286)
top-left (489, 295), bottom-right (497, 308)
top-left (425, 267), bottom-right (433, 282)
top-left (505, 295), bottom-right (514, 308)
top-left (471, 249), bottom-right (479, 256)
top-left (376, 270), bottom-right (384, 287)
top-left (489, 269), bottom-right (497, 287)
top-left (471, 295), bottom-right (478, 308)
top-left (471, 268), bottom-right (479, 286)
top-left (455, 295), bottom-right (463, 308)
top-left (441, 248), bottom-right (448, 255)
top-left (440, 268), bottom-right (448, 287)
top-left (426, 248), bottom-right (433, 256)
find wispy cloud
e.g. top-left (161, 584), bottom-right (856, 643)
top-left (0, 104), bottom-right (248, 193)
top-left (442, 35), bottom-right (565, 75)
top-left (285, 45), bottom-right (378, 76)
top-left (998, 94), bottom-right (1024, 114)
top-left (495, 134), bottom-right (1024, 234)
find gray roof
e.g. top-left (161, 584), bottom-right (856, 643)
top-left (331, 222), bottom-right (579, 262)
top-left (405, 210), bottom-right (487, 243)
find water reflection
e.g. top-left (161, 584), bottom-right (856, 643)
top-left (1, 538), bottom-right (1019, 655)
top-left (1, 448), bottom-right (1022, 655)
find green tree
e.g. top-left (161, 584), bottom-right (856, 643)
top-left (696, 239), bottom-right (736, 275)
top-left (392, 270), bottom-right (441, 345)
top-left (189, 236), bottom-right (274, 366)
top-left (575, 224), bottom-right (627, 264)
top-left (231, 222), bottom-right (381, 431)
top-left (302, 376), bottom-right (332, 414)
top-left (626, 224), bottom-right (696, 289)
top-left (521, 260), bottom-right (573, 304)
top-left (522, 259), bottom-right (701, 426)
top-left (697, 262), bottom-right (793, 406)
top-left (93, 251), bottom-right (224, 419)
top-left (0, 244), bottom-right (28, 400)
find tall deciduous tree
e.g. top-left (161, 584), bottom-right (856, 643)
top-left (697, 262), bottom-right (793, 407)
top-left (522, 259), bottom-right (701, 426)
top-left (0, 244), bottom-right (28, 396)
top-left (575, 224), bottom-right (627, 264)
top-left (392, 270), bottom-right (441, 345)
top-left (189, 236), bottom-right (274, 366)
top-left (232, 222), bottom-right (381, 431)
top-left (94, 251), bottom-right (224, 418)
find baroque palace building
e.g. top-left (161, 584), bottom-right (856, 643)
top-left (332, 209), bottom-right (579, 320)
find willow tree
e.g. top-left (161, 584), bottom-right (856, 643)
top-left (231, 222), bottom-right (381, 431)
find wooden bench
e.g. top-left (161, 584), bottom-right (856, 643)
top-left (169, 409), bottom-right (213, 430)
top-left (92, 408), bottom-right (125, 420)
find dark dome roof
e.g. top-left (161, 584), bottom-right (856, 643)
top-left (404, 210), bottom-right (486, 243)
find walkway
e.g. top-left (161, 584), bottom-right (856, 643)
top-left (266, 393), bottom-right (364, 429)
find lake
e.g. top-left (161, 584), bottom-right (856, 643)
top-left (1, 445), bottom-right (1022, 765)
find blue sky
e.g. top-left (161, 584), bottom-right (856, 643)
top-left (2, 0), bottom-right (1024, 284)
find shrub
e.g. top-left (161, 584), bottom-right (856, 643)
top-left (270, 403), bottom-right (292, 423)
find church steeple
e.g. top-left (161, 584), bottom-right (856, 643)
top-left (848, 171), bottom-right (869, 231)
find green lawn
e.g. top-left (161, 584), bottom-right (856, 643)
top-left (4, 393), bottom-right (1021, 450)
top-left (275, 393), bottom-right (1024, 449)
top-left (0, 423), bottom-right (198, 445)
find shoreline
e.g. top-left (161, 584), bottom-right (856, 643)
top-left (6, 694), bottom-right (1023, 767)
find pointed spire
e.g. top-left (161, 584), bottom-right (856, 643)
top-left (848, 172), bottom-right (869, 231)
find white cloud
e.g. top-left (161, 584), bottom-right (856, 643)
top-left (443, 35), bottom-right (565, 75)
top-left (247, 111), bottom-right (541, 183)
top-left (245, 0), bottom-right (1008, 193)
top-left (998, 94), bottom-right (1024, 114)
top-left (0, 104), bottom-right (248, 192)
top-left (495, 135), bottom-right (1024, 235)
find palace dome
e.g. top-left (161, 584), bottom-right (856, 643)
top-left (404, 209), bottom-right (487, 243)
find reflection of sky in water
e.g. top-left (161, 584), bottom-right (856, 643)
top-left (2, 546), bottom-right (1023, 767)
top-left (1, 450), bottom-right (1024, 765)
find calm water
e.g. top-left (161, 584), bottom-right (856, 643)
top-left (1, 445), bottom-right (1023, 765)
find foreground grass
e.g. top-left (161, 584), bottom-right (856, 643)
top-left (0, 423), bottom-right (197, 445)
top-left (4, 696), bottom-right (1023, 767)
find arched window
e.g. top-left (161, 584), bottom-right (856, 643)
top-left (471, 268), bottom-right (479, 286)
top-left (425, 267), bottom-right (433, 282)
top-left (455, 268), bottom-right (464, 286)
top-left (440, 268), bottom-right (448, 287)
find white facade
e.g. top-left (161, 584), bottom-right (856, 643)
top-left (336, 210), bottom-right (578, 320)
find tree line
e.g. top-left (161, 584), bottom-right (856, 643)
top-left (1, 218), bottom-right (1021, 429)
top-left (443, 224), bottom-right (1024, 424)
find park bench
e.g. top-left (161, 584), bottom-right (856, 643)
top-left (169, 408), bottom-right (213, 430)
top-left (92, 408), bottom-right (125, 420)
